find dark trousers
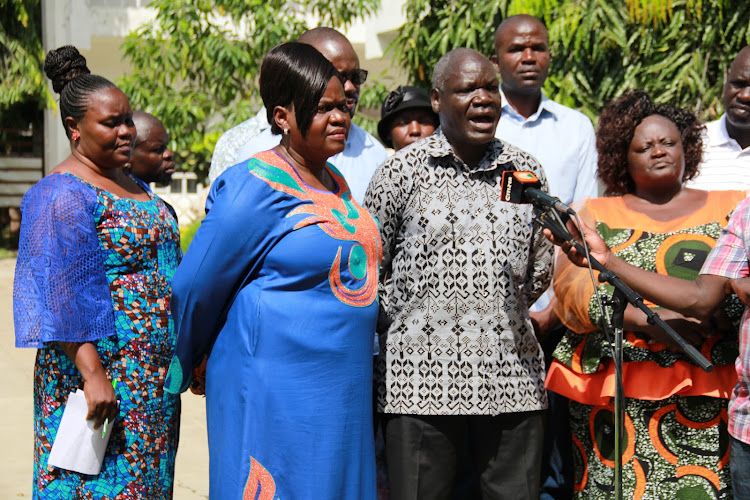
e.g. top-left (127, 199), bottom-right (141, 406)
top-left (539, 326), bottom-right (574, 500)
top-left (383, 411), bottom-right (545, 500)
top-left (731, 435), bottom-right (750, 500)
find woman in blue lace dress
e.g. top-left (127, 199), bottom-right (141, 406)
top-left (13, 46), bottom-right (181, 498)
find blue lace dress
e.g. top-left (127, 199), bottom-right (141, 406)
top-left (13, 173), bottom-right (181, 499)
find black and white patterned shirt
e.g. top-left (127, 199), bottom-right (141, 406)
top-left (363, 130), bottom-right (554, 415)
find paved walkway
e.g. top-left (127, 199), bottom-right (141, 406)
top-left (0, 257), bottom-right (209, 498)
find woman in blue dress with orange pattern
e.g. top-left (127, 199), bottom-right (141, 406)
top-left (13, 46), bottom-right (180, 498)
top-left (165, 42), bottom-right (381, 499)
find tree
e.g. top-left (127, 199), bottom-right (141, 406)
top-left (119, 0), bottom-right (379, 179)
top-left (390, 0), bottom-right (750, 123)
top-left (0, 0), bottom-right (50, 132)
top-left (119, 0), bottom-right (750, 178)
top-left (0, 0), bottom-right (49, 111)
top-left (548, 0), bottom-right (750, 121)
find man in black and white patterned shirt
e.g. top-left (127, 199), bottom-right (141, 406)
top-left (363, 48), bottom-right (554, 499)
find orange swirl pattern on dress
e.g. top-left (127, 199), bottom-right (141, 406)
top-left (248, 151), bottom-right (382, 308)
top-left (243, 457), bottom-right (276, 500)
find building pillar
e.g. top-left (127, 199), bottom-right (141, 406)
top-left (41, 0), bottom-right (92, 173)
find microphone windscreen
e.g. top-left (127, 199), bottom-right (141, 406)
top-left (500, 171), bottom-right (541, 204)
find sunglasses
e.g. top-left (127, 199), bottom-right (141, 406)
top-left (340, 69), bottom-right (368, 86)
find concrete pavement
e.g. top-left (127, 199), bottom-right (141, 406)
top-left (0, 257), bottom-right (209, 498)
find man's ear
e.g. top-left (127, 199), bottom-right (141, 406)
top-left (490, 54), bottom-right (500, 73)
top-left (430, 88), bottom-right (441, 114)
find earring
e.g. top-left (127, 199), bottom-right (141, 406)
top-left (71, 131), bottom-right (80, 141)
top-left (283, 128), bottom-right (290, 136)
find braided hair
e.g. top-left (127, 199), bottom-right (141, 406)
top-left (43, 45), bottom-right (117, 139)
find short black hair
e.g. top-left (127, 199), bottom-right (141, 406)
top-left (43, 45), bottom-right (117, 139)
top-left (259, 42), bottom-right (340, 137)
top-left (432, 48), bottom-right (484, 93)
top-left (494, 14), bottom-right (548, 41)
top-left (597, 89), bottom-right (704, 196)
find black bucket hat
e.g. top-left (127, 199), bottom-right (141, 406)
top-left (377, 86), bottom-right (437, 148)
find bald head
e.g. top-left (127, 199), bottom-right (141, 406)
top-left (432, 48), bottom-right (486, 93)
top-left (299, 27), bottom-right (362, 117)
top-left (130, 110), bottom-right (175, 186)
top-left (728, 46), bottom-right (750, 81)
top-left (298, 27), bottom-right (358, 70)
top-left (724, 46), bottom-right (750, 134)
top-left (132, 110), bottom-right (162, 144)
top-left (298, 27), bottom-right (349, 48)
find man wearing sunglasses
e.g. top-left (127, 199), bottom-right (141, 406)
top-left (209, 27), bottom-right (387, 204)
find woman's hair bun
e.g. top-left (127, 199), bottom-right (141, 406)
top-left (43, 45), bottom-right (91, 94)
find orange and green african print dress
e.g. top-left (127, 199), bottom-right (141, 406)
top-left (547, 191), bottom-right (746, 499)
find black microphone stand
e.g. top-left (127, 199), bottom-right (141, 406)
top-left (533, 207), bottom-right (714, 500)
top-left (606, 283), bottom-right (627, 499)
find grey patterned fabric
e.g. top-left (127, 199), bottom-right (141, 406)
top-left (363, 130), bottom-right (554, 415)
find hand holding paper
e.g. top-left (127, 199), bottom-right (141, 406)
top-left (48, 390), bottom-right (117, 475)
top-left (83, 371), bottom-right (118, 430)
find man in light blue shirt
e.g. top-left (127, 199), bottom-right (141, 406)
top-left (491, 14), bottom-right (598, 500)
top-left (208, 28), bottom-right (386, 204)
top-left (492, 15), bottom-right (597, 211)
top-left (491, 14), bottom-right (598, 319)
top-left (493, 91), bottom-right (597, 207)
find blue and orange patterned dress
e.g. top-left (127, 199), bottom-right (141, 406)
top-left (14, 173), bottom-right (181, 499)
top-left (165, 150), bottom-right (381, 499)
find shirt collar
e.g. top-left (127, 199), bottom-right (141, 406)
top-left (713, 114), bottom-right (738, 147)
top-left (500, 89), bottom-right (555, 122)
top-left (424, 128), bottom-right (513, 173)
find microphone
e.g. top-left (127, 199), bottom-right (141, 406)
top-left (500, 170), bottom-right (575, 215)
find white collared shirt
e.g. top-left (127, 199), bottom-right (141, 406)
top-left (495, 91), bottom-right (598, 205)
top-left (495, 91), bottom-right (598, 311)
top-left (687, 115), bottom-right (750, 192)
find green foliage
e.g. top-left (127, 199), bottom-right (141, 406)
top-left (119, 0), bottom-right (379, 180)
top-left (547, 0), bottom-right (750, 122)
top-left (353, 74), bottom-right (390, 137)
top-left (0, 0), bottom-right (51, 115)
top-left (3, 0), bottom-right (749, 174)
top-left (180, 216), bottom-right (204, 254)
top-left (389, 0), bottom-right (504, 87)
top-left (390, 0), bottom-right (750, 123)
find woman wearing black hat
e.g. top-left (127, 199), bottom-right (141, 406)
top-left (378, 86), bottom-right (439, 152)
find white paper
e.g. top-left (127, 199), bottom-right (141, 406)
top-left (47, 389), bottom-right (115, 475)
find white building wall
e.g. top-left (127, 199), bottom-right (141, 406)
top-left (40, 0), bottom-right (408, 188)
